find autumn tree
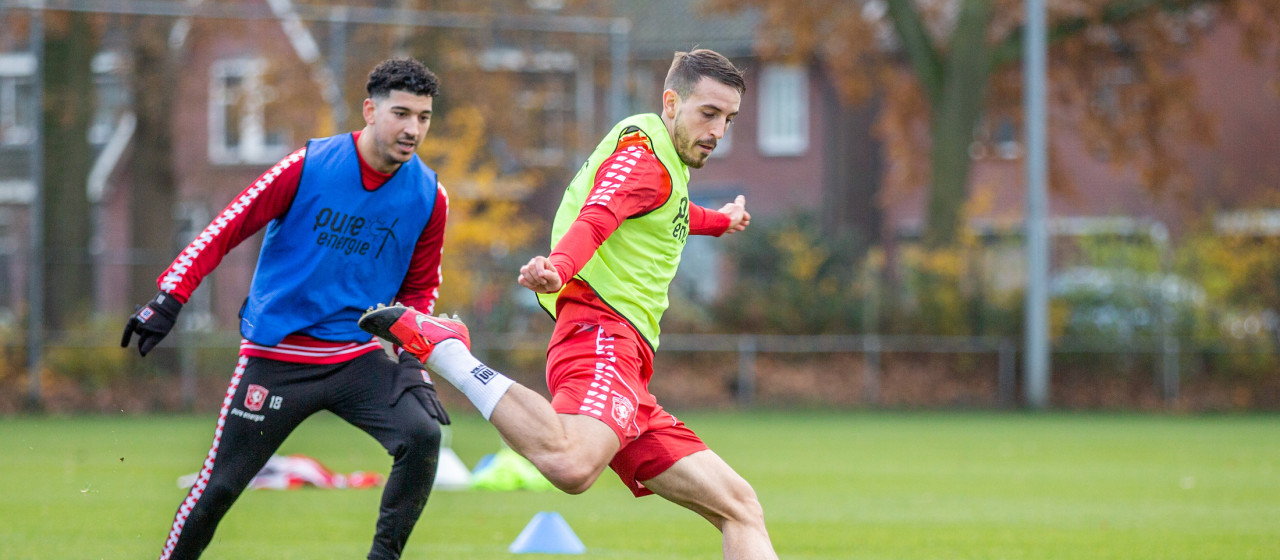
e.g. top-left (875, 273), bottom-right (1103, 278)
top-left (95, 0), bottom-right (597, 329)
top-left (40, 10), bottom-right (95, 332)
top-left (122, 15), bottom-right (180, 307)
top-left (312, 0), bottom-right (608, 324)
top-left (122, 9), bottom-right (323, 307)
top-left (419, 105), bottom-right (539, 327)
top-left (719, 0), bottom-right (1280, 247)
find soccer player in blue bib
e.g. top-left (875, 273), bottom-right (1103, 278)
top-left (122, 58), bottom-right (452, 560)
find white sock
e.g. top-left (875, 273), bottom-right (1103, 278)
top-left (426, 339), bottom-right (514, 420)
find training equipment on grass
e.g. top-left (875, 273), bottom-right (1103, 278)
top-left (433, 446), bottom-right (471, 490)
top-left (470, 446), bottom-right (554, 491)
top-left (431, 427), bottom-right (471, 491)
top-left (508, 511), bottom-right (585, 554)
top-left (177, 454), bottom-right (382, 490)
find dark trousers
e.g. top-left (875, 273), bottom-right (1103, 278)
top-left (157, 350), bottom-right (441, 560)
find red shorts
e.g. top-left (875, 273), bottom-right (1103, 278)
top-left (547, 320), bottom-right (707, 497)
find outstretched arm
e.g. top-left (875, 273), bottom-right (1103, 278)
top-left (518, 142), bottom-right (666, 293)
top-left (517, 206), bottom-right (621, 294)
top-left (519, 256), bottom-right (563, 294)
top-left (714, 195), bottom-right (750, 234)
top-left (688, 194), bottom-right (750, 237)
top-left (157, 147), bottom-right (307, 302)
top-left (126, 146), bottom-right (306, 356)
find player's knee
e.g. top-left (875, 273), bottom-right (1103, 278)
top-left (194, 479), bottom-right (240, 518)
top-left (719, 479), bottom-right (766, 526)
top-left (549, 476), bottom-right (592, 495)
top-left (398, 421), bottom-right (441, 459)
top-left (541, 461), bottom-right (599, 495)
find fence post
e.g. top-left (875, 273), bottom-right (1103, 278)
top-left (862, 335), bottom-right (881, 405)
top-left (1161, 337), bottom-right (1180, 403)
top-left (1152, 223), bottom-right (1179, 404)
top-left (326, 5), bottom-right (348, 129)
top-left (737, 335), bottom-right (756, 408)
top-left (998, 338), bottom-right (1016, 407)
top-left (25, 7), bottom-right (45, 411)
top-left (861, 256), bottom-right (882, 406)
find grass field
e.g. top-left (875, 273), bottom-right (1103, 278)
top-left (1, 410), bottom-right (1277, 559)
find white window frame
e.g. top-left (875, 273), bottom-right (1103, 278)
top-left (757, 64), bottom-right (809, 157)
top-left (0, 53), bottom-right (36, 147)
top-left (208, 58), bottom-right (288, 165)
top-left (515, 71), bottom-right (576, 166)
top-left (88, 52), bottom-right (126, 146)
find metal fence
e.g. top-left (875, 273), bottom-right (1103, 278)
top-left (8, 327), bottom-right (1280, 412)
top-left (107, 330), bottom-right (1022, 410)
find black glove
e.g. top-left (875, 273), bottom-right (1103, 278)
top-left (120, 291), bottom-right (183, 357)
top-left (390, 352), bottom-right (451, 425)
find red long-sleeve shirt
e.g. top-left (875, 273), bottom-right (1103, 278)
top-left (157, 131), bottom-right (448, 363)
top-left (546, 135), bottom-right (731, 352)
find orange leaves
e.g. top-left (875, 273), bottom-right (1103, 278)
top-left (876, 67), bottom-right (933, 203)
top-left (713, 0), bottom-right (884, 103)
top-left (716, 0), bottom-right (1278, 222)
top-left (419, 105), bottom-right (539, 312)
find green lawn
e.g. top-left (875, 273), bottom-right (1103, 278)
top-left (1, 411), bottom-right (1276, 559)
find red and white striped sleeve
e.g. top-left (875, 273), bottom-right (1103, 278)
top-left (156, 147), bottom-right (307, 304)
top-left (394, 183), bottom-right (449, 314)
top-left (546, 143), bottom-right (667, 284)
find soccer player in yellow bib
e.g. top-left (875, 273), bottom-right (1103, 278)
top-left (360, 49), bottom-right (776, 559)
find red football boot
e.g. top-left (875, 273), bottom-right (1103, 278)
top-left (358, 303), bottom-right (471, 361)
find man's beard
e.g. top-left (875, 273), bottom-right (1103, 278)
top-left (673, 119), bottom-right (711, 169)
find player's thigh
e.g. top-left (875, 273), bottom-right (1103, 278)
top-left (559, 412), bottom-right (623, 468)
top-left (547, 321), bottom-right (651, 446)
top-left (328, 351), bottom-right (439, 455)
top-left (223, 357), bottom-right (321, 444)
top-left (205, 357), bottom-right (321, 486)
top-left (639, 449), bottom-right (760, 525)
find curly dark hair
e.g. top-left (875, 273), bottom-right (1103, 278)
top-left (366, 57), bottom-right (439, 99)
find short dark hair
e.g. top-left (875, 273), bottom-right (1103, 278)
top-left (366, 57), bottom-right (439, 99)
top-left (664, 49), bottom-right (745, 98)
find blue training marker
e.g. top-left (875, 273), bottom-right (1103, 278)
top-left (508, 511), bottom-right (586, 554)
